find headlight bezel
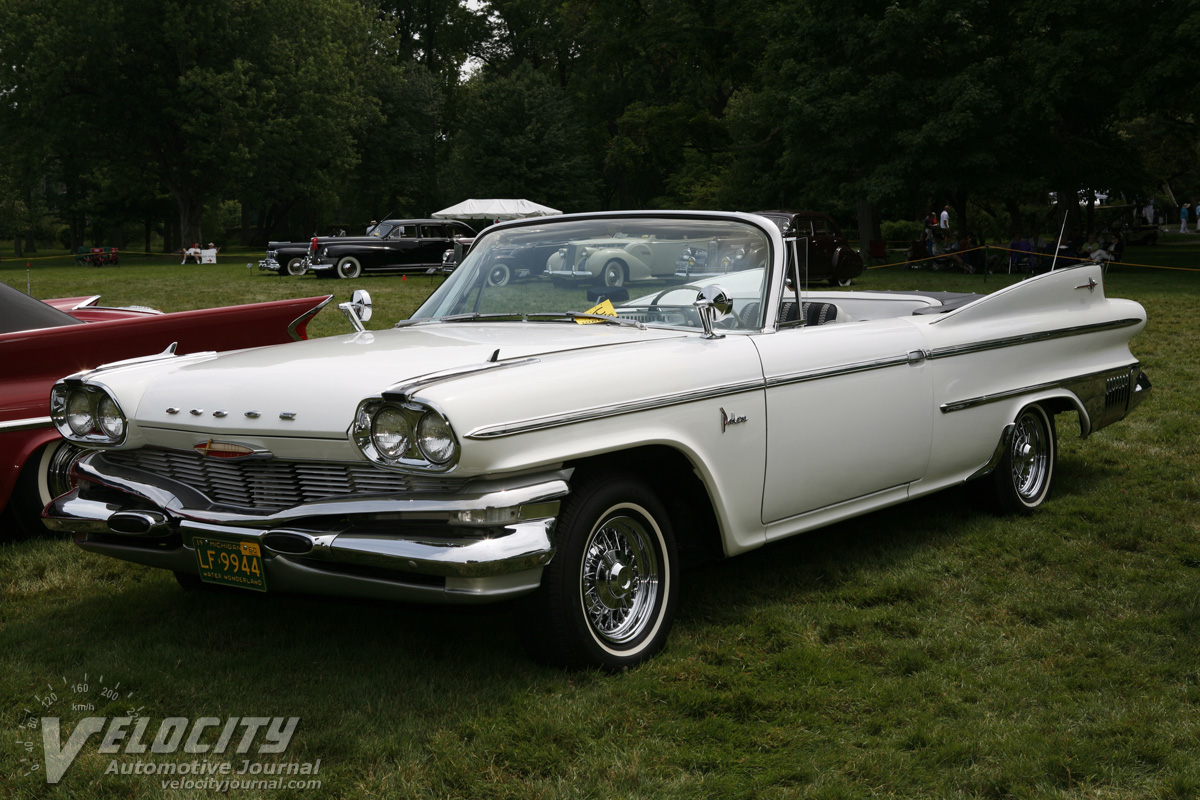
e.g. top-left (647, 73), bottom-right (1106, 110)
top-left (50, 382), bottom-right (129, 446)
top-left (351, 397), bottom-right (460, 471)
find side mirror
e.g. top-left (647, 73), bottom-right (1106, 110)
top-left (693, 284), bottom-right (733, 339)
top-left (338, 289), bottom-right (373, 332)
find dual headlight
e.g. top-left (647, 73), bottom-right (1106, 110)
top-left (50, 383), bottom-right (127, 444)
top-left (351, 399), bottom-right (458, 469)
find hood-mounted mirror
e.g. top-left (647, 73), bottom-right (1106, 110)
top-left (338, 289), bottom-right (373, 333)
top-left (693, 284), bottom-right (733, 339)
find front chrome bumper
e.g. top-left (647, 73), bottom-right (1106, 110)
top-left (46, 453), bottom-right (568, 604)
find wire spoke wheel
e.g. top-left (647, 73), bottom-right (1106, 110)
top-left (1010, 410), bottom-right (1050, 503)
top-left (518, 472), bottom-right (677, 670)
top-left (580, 513), bottom-right (661, 646)
top-left (968, 403), bottom-right (1056, 514)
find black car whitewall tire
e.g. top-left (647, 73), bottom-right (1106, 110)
top-left (970, 403), bottom-right (1057, 514)
top-left (285, 257), bottom-right (307, 276)
top-left (519, 472), bottom-right (678, 670)
top-left (486, 262), bottom-right (511, 287)
top-left (336, 256), bottom-right (362, 279)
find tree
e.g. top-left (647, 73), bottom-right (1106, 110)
top-left (0, 0), bottom-right (375, 247)
top-left (443, 63), bottom-right (598, 210)
top-left (722, 0), bottom-right (1195, 236)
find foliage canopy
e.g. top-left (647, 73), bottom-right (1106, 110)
top-left (0, 0), bottom-right (1196, 246)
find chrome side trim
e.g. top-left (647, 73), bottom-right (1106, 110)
top-left (382, 358), bottom-right (542, 402)
top-left (465, 378), bottom-right (764, 439)
top-left (0, 416), bottom-right (53, 432)
top-left (926, 318), bottom-right (1143, 360)
top-left (77, 342), bottom-right (183, 377)
top-left (287, 295), bottom-right (333, 341)
top-left (966, 423), bottom-right (1016, 481)
top-left (764, 353), bottom-right (917, 390)
top-left (940, 362), bottom-right (1141, 415)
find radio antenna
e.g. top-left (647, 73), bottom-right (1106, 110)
top-left (1049, 207), bottom-right (1070, 271)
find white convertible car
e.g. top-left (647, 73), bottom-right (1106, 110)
top-left (44, 211), bottom-right (1150, 670)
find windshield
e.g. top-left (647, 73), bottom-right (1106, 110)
top-left (409, 215), bottom-right (773, 332)
top-left (367, 221), bottom-right (400, 237)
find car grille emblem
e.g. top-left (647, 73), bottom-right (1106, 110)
top-left (193, 439), bottom-right (265, 459)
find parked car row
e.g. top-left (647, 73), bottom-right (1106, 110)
top-left (256, 211), bottom-right (865, 288)
top-left (258, 219), bottom-right (477, 278)
top-left (32, 209), bottom-right (1150, 671)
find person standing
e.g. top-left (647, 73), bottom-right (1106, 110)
top-left (1180, 203), bottom-right (1191, 233)
top-left (939, 205), bottom-right (950, 230)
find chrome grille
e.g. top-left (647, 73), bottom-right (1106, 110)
top-left (102, 449), bottom-right (465, 510)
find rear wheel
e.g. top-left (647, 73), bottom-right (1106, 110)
top-left (519, 472), bottom-right (678, 670)
top-left (970, 403), bottom-right (1056, 514)
top-left (336, 256), bottom-right (362, 279)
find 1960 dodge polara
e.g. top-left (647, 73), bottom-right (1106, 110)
top-left (44, 211), bottom-right (1150, 670)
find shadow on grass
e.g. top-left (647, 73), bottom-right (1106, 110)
top-left (0, 455), bottom-right (1129, 734)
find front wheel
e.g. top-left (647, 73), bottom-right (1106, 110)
top-left (336, 256), bottom-right (362, 279)
top-left (285, 257), bottom-right (308, 276)
top-left (602, 261), bottom-right (626, 287)
top-left (486, 262), bottom-right (511, 287)
top-left (969, 403), bottom-right (1056, 514)
top-left (4, 440), bottom-right (90, 538)
top-left (519, 472), bottom-right (678, 670)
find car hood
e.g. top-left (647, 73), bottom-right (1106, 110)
top-left (122, 323), bottom-right (688, 439)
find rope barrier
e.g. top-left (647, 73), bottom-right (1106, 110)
top-left (867, 244), bottom-right (1200, 273)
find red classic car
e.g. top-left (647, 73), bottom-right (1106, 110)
top-left (0, 281), bottom-right (332, 536)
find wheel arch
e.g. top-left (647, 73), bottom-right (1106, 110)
top-left (967, 392), bottom-right (1076, 483)
top-left (1035, 392), bottom-right (1089, 436)
top-left (564, 445), bottom-right (724, 569)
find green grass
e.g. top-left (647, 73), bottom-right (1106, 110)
top-left (2, 236), bottom-right (1199, 798)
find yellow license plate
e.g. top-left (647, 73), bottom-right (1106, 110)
top-left (193, 536), bottom-right (266, 592)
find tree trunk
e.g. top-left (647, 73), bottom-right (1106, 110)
top-left (952, 190), bottom-right (969, 239)
top-left (172, 188), bottom-right (204, 251)
top-left (241, 200), bottom-right (253, 247)
top-left (1004, 200), bottom-right (1022, 236)
top-left (13, 237), bottom-right (22, 258)
top-left (855, 198), bottom-right (881, 261)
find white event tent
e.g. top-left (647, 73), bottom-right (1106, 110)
top-left (432, 199), bottom-right (563, 222)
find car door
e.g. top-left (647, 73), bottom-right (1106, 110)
top-left (378, 224), bottom-right (420, 269)
top-left (416, 225), bottom-right (451, 267)
top-left (753, 313), bottom-right (933, 527)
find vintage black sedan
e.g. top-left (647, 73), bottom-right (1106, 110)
top-left (308, 219), bottom-right (477, 279)
top-left (258, 228), bottom-right (350, 276)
